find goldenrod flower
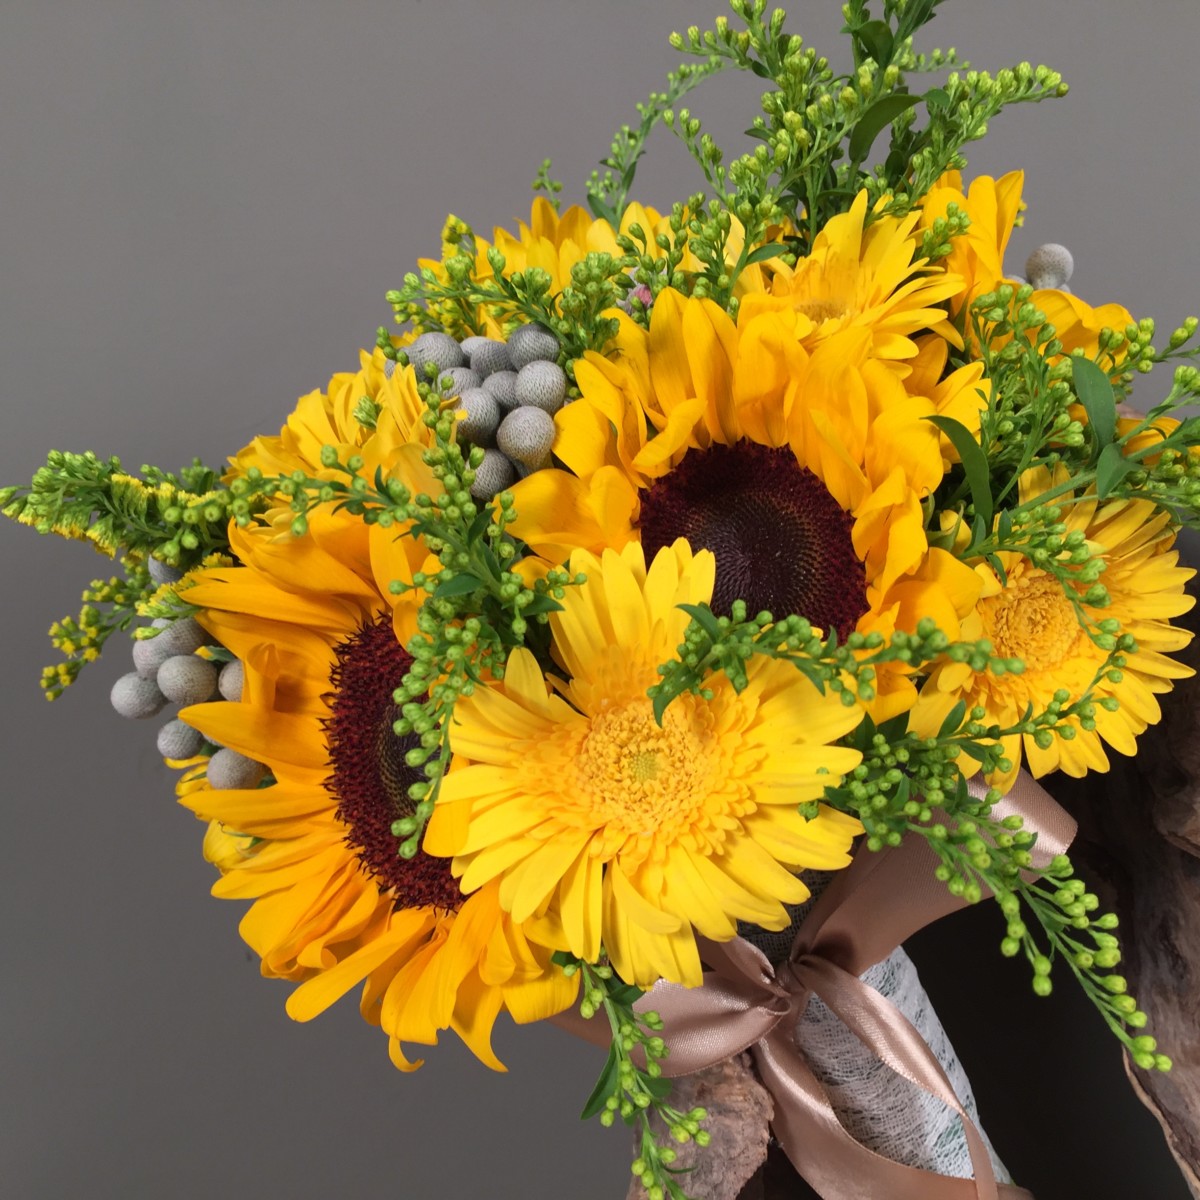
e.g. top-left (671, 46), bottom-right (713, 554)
top-left (914, 468), bottom-right (1194, 791)
top-left (508, 289), bottom-right (982, 718)
top-left (425, 540), bottom-right (864, 989)
top-left (176, 511), bottom-right (577, 1071)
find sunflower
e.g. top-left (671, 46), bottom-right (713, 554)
top-left (913, 467), bottom-right (1195, 792)
top-left (424, 539), bottom-right (864, 990)
top-left (738, 190), bottom-right (964, 364)
top-left (419, 198), bottom-right (776, 339)
top-left (919, 170), bottom-right (1025, 320)
top-left (223, 351), bottom-right (441, 643)
top-left (176, 508), bottom-right (577, 1071)
top-left (508, 288), bottom-right (983, 719)
top-left (227, 346), bottom-right (428, 483)
top-left (920, 171), bottom-right (1133, 360)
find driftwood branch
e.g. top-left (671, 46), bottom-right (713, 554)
top-left (1050, 586), bottom-right (1200, 1198)
top-left (624, 1053), bottom-right (774, 1200)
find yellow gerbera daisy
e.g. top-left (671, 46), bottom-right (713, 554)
top-left (425, 540), bottom-right (865, 990)
top-left (508, 288), bottom-right (983, 719)
top-left (176, 508), bottom-right (577, 1071)
top-left (913, 468), bottom-right (1195, 792)
top-left (738, 190), bottom-right (964, 363)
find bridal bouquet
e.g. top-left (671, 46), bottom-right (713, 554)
top-left (7, 2), bottom-right (1199, 1197)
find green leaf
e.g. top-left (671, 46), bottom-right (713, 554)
top-left (987, 552), bottom-right (1008, 588)
top-left (742, 242), bottom-right (789, 268)
top-left (954, 741), bottom-right (993, 765)
top-left (847, 94), bottom-right (920, 163)
top-left (1096, 442), bottom-right (1134, 498)
top-left (520, 594), bottom-right (565, 618)
top-left (466, 507), bottom-right (492, 543)
top-left (895, 0), bottom-right (943, 42)
top-left (678, 602), bottom-right (723, 641)
top-left (1173, 416), bottom-right (1200, 442)
top-left (432, 572), bottom-right (483, 599)
top-left (476, 543), bottom-right (502, 580)
top-left (580, 1045), bottom-right (620, 1120)
top-left (854, 19), bottom-right (894, 68)
top-left (928, 415), bottom-right (994, 530)
top-left (609, 982), bottom-right (645, 1006)
top-left (924, 87), bottom-right (950, 111)
top-left (652, 683), bottom-right (681, 727)
top-left (1072, 357), bottom-right (1117, 463)
top-left (937, 698), bottom-right (968, 739)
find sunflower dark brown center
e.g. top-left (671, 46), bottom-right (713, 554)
top-left (325, 613), bottom-right (462, 911)
top-left (638, 441), bottom-right (868, 637)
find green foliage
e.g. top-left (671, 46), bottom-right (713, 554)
top-left (2, 451), bottom-right (249, 568)
top-left (558, 955), bottom-right (710, 1200)
top-left (586, 60), bottom-right (727, 228)
top-left (384, 244), bottom-right (628, 379)
top-left (659, 0), bottom-right (1065, 301)
top-left (531, 157), bottom-right (564, 214)
top-left (648, 603), bottom-right (1017, 724)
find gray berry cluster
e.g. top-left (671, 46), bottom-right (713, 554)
top-left (109, 615), bottom-right (266, 790)
top-left (1024, 243), bottom-right (1074, 293)
top-left (392, 323), bottom-right (566, 500)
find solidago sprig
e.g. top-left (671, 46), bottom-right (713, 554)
top-left (40, 559), bottom-right (153, 699)
top-left (648, 604), bottom-right (1017, 723)
top-left (1, 453), bottom-right (244, 567)
top-left (556, 953), bottom-right (710, 1200)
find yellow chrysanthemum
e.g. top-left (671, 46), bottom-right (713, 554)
top-left (913, 468), bottom-right (1195, 792)
top-left (738, 190), bottom-right (964, 363)
top-left (176, 509), bottom-right (577, 1071)
top-left (508, 288), bottom-right (983, 719)
top-left (425, 540), bottom-right (864, 989)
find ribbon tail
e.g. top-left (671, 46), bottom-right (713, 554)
top-left (758, 956), bottom-right (1034, 1200)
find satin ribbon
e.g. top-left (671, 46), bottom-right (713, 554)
top-left (557, 772), bottom-right (1076, 1200)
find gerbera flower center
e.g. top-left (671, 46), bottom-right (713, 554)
top-left (983, 570), bottom-right (1083, 671)
top-left (637, 441), bottom-right (869, 636)
top-left (575, 698), bottom-right (716, 838)
top-left (794, 297), bottom-right (848, 322)
top-left (325, 614), bottom-right (463, 911)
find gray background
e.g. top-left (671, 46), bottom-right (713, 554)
top-left (1, 2), bottom-right (1197, 1198)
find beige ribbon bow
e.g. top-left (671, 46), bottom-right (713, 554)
top-left (560, 773), bottom-right (1076, 1199)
